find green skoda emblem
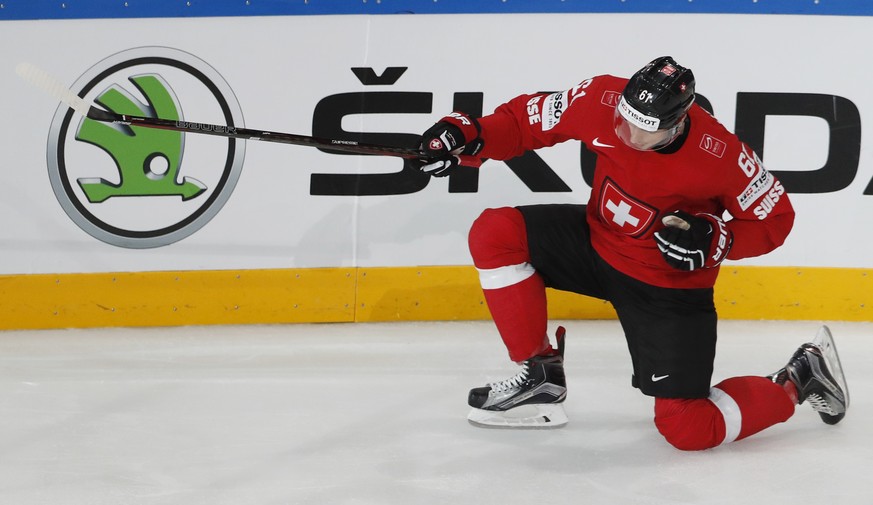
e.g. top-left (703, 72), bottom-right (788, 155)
top-left (47, 47), bottom-right (245, 248)
top-left (76, 74), bottom-right (205, 203)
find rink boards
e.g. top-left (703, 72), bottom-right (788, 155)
top-left (1, 9), bottom-right (872, 328)
top-left (3, 266), bottom-right (871, 329)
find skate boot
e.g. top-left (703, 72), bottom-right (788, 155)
top-left (467, 326), bottom-right (568, 429)
top-left (770, 325), bottom-right (849, 425)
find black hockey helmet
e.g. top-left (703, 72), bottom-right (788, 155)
top-left (620, 56), bottom-right (695, 132)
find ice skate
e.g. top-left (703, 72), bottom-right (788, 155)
top-left (770, 325), bottom-right (849, 425)
top-left (467, 327), bottom-right (568, 429)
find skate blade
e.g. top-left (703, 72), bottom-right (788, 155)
top-left (813, 325), bottom-right (850, 410)
top-left (467, 403), bottom-right (568, 429)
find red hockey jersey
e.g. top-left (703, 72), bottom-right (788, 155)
top-left (476, 75), bottom-right (794, 289)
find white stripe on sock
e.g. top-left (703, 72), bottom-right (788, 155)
top-left (477, 262), bottom-right (536, 290)
top-left (709, 387), bottom-right (742, 445)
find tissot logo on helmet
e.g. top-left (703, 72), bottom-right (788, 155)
top-left (618, 96), bottom-right (660, 132)
top-left (621, 55), bottom-right (696, 131)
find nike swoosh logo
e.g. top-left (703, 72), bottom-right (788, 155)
top-left (592, 137), bottom-right (615, 148)
top-left (651, 374), bottom-right (670, 382)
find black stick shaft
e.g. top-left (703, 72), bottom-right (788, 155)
top-left (86, 107), bottom-right (425, 159)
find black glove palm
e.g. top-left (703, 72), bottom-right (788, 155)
top-left (654, 210), bottom-right (733, 271)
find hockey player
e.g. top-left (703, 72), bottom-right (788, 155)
top-left (414, 56), bottom-right (849, 450)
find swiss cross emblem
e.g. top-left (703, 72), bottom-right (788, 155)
top-left (598, 178), bottom-right (658, 237)
top-left (429, 138), bottom-right (444, 150)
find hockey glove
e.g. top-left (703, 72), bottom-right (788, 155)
top-left (416, 112), bottom-right (484, 177)
top-left (654, 210), bottom-right (733, 271)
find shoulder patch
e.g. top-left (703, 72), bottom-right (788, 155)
top-left (699, 134), bottom-right (727, 158)
top-left (601, 90), bottom-right (620, 107)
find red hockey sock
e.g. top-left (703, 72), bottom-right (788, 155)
top-left (712, 376), bottom-right (796, 441)
top-left (482, 274), bottom-right (549, 361)
top-left (780, 380), bottom-right (800, 404)
top-left (654, 376), bottom-right (796, 451)
top-left (469, 207), bottom-right (550, 362)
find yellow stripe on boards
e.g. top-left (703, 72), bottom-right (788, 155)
top-left (715, 267), bottom-right (872, 321)
top-left (0, 266), bottom-right (870, 330)
top-left (0, 268), bottom-right (356, 330)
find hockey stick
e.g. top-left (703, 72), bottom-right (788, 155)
top-left (15, 62), bottom-right (433, 160)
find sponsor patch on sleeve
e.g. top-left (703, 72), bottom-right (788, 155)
top-left (737, 167), bottom-right (775, 211)
top-left (541, 91), bottom-right (568, 131)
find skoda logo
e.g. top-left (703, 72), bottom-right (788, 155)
top-left (46, 47), bottom-right (246, 248)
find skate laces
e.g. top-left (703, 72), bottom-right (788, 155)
top-left (806, 393), bottom-right (839, 416)
top-left (795, 346), bottom-right (843, 415)
top-left (488, 363), bottom-right (530, 394)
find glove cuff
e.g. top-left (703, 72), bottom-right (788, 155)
top-left (696, 213), bottom-right (733, 268)
top-left (443, 112), bottom-right (481, 136)
top-left (441, 112), bottom-right (482, 148)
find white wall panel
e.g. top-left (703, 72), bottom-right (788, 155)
top-left (1, 14), bottom-right (870, 273)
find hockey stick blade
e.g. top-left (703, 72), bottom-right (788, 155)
top-left (15, 62), bottom-right (436, 160)
top-left (16, 62), bottom-right (97, 118)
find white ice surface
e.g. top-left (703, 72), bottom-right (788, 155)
top-left (0, 320), bottom-right (870, 505)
